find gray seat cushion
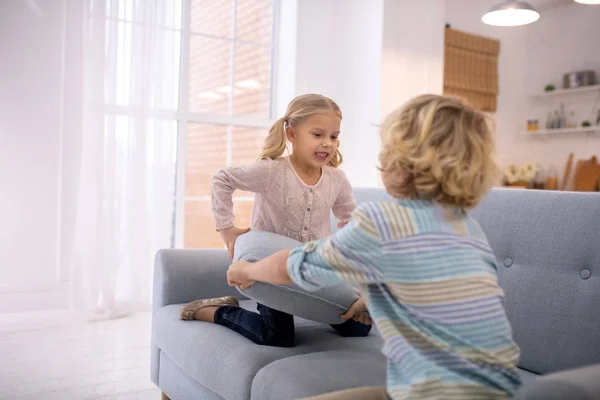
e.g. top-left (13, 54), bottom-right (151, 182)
top-left (251, 350), bottom-right (387, 400)
top-left (471, 189), bottom-right (600, 375)
top-left (250, 355), bottom-right (540, 400)
top-left (514, 364), bottom-right (600, 400)
top-left (518, 368), bottom-right (540, 385)
top-left (153, 300), bottom-right (383, 400)
top-left (159, 352), bottom-right (224, 400)
top-left (233, 230), bottom-right (360, 324)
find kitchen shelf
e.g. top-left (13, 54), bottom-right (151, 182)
top-left (532, 84), bottom-right (600, 99)
top-left (522, 126), bottom-right (600, 137)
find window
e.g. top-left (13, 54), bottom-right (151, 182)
top-left (89, 0), bottom-right (278, 249)
top-left (179, 0), bottom-right (278, 248)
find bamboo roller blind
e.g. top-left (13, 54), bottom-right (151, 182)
top-left (443, 28), bottom-right (500, 112)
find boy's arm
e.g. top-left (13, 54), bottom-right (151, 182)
top-left (239, 249), bottom-right (293, 285)
top-left (236, 205), bottom-right (383, 290)
top-left (288, 206), bottom-right (383, 290)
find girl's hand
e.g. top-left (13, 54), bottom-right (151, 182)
top-left (227, 260), bottom-right (256, 290)
top-left (340, 297), bottom-right (372, 325)
top-left (218, 226), bottom-right (251, 260)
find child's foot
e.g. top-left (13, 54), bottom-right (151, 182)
top-left (179, 296), bottom-right (239, 321)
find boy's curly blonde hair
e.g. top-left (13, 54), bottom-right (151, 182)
top-left (379, 94), bottom-right (499, 210)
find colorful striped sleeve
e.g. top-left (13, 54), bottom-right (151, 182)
top-left (287, 206), bottom-right (383, 291)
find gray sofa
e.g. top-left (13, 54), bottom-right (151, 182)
top-left (151, 188), bottom-right (600, 400)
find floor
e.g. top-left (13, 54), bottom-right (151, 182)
top-left (0, 310), bottom-right (160, 400)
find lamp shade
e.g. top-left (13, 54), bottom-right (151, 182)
top-left (482, 1), bottom-right (540, 26)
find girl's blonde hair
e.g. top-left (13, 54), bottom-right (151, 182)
top-left (258, 94), bottom-right (344, 167)
top-left (379, 94), bottom-right (500, 210)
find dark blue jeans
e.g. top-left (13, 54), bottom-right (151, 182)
top-left (214, 303), bottom-right (371, 347)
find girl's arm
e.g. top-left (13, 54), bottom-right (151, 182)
top-left (332, 170), bottom-right (357, 228)
top-left (211, 159), bottom-right (274, 231)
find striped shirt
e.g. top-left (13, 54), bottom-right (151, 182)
top-left (287, 200), bottom-right (522, 399)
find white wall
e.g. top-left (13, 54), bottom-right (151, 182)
top-left (445, 0), bottom-right (600, 174)
top-left (291, 0), bottom-right (445, 188)
top-left (0, 2), bottom-right (64, 292)
top-left (58, 1), bottom-right (84, 283)
top-left (521, 2), bottom-right (600, 175)
top-left (380, 0), bottom-right (445, 119)
top-left (0, 0), bottom-right (69, 311)
top-left (293, 0), bottom-right (384, 187)
top-left (288, 0), bottom-right (600, 186)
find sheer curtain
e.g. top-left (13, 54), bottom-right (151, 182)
top-left (68, 0), bottom-right (182, 319)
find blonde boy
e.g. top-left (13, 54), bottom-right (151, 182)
top-left (228, 94), bottom-right (522, 399)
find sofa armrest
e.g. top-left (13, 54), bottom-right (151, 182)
top-left (152, 249), bottom-right (245, 316)
top-left (515, 364), bottom-right (600, 400)
top-left (152, 248), bottom-right (244, 385)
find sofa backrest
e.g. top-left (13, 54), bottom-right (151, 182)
top-left (347, 187), bottom-right (600, 375)
top-left (471, 188), bottom-right (600, 374)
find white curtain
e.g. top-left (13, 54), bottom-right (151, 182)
top-left (68, 0), bottom-right (182, 319)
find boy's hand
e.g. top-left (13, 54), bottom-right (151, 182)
top-left (218, 226), bottom-right (250, 260)
top-left (227, 260), bottom-right (256, 290)
top-left (340, 297), bottom-right (372, 325)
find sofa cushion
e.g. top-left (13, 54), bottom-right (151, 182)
top-left (471, 189), bottom-right (600, 375)
top-left (250, 353), bottom-right (541, 400)
top-left (153, 301), bottom-right (383, 400)
top-left (518, 368), bottom-right (539, 385)
top-left (251, 349), bottom-right (387, 400)
top-left (233, 230), bottom-right (360, 324)
top-left (514, 364), bottom-right (600, 400)
top-left (159, 352), bottom-right (224, 400)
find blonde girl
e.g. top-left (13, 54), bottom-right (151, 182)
top-left (179, 94), bottom-right (371, 347)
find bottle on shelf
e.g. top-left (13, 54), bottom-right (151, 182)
top-left (545, 166), bottom-right (558, 190)
top-left (567, 111), bottom-right (577, 128)
top-left (534, 167), bottom-right (545, 189)
top-left (546, 112), bottom-right (553, 129)
top-left (559, 103), bottom-right (566, 129)
top-left (526, 120), bottom-right (539, 132)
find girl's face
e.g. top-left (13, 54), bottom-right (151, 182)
top-left (286, 109), bottom-right (341, 169)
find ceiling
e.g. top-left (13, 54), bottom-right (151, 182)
top-left (530, 0), bottom-right (577, 11)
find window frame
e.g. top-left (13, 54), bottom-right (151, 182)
top-left (88, 0), bottom-right (280, 249)
top-left (174, 0), bottom-right (280, 248)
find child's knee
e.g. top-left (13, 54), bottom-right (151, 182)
top-left (346, 322), bottom-right (372, 337)
top-left (264, 331), bottom-right (296, 347)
